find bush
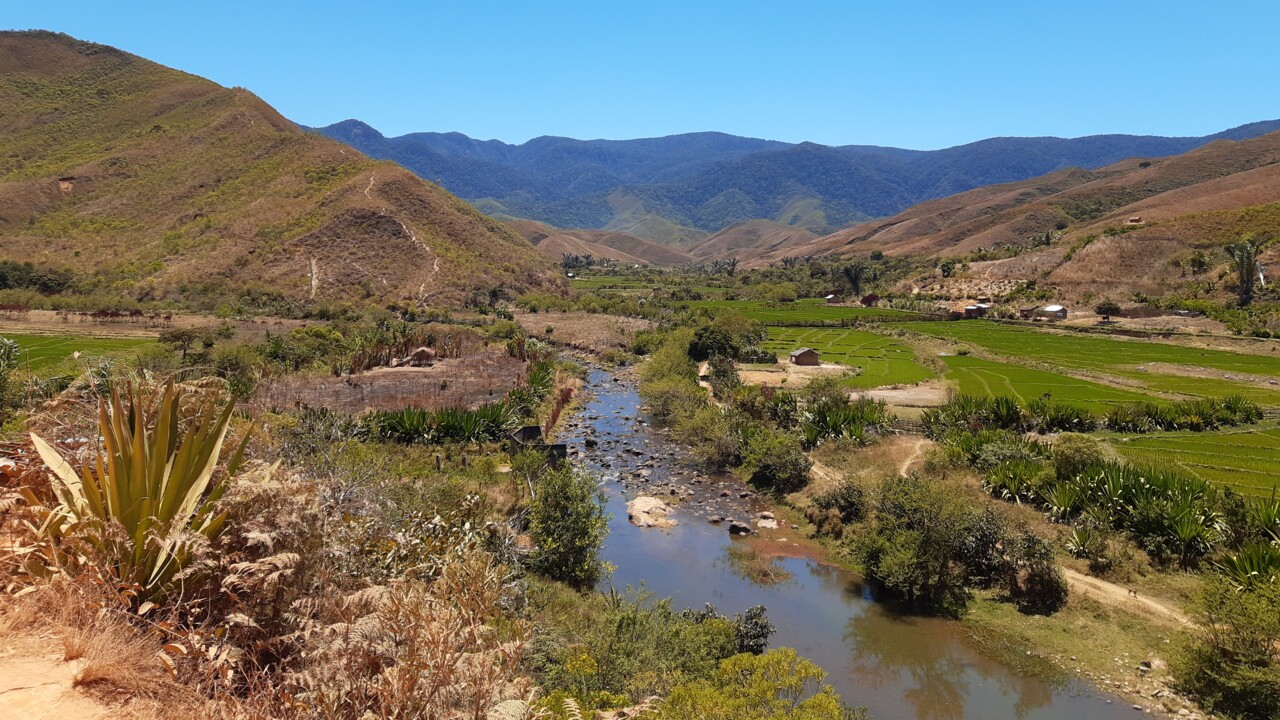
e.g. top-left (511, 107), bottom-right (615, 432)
top-left (813, 482), bottom-right (868, 523)
top-left (1051, 433), bottom-right (1106, 479)
top-left (1174, 575), bottom-right (1280, 720)
top-left (655, 649), bottom-right (863, 720)
top-left (527, 465), bottom-right (609, 589)
top-left (741, 426), bottom-right (812, 494)
top-left (1007, 533), bottom-right (1069, 615)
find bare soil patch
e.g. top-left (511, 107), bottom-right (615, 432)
top-left (737, 362), bottom-right (848, 388)
top-left (851, 380), bottom-right (950, 408)
top-left (515, 311), bottom-right (653, 352)
top-left (253, 351), bottom-right (526, 414)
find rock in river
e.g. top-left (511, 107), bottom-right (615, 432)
top-left (627, 496), bottom-right (678, 529)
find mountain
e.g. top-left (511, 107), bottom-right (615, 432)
top-left (766, 131), bottom-right (1280, 303)
top-left (508, 220), bottom-right (694, 266)
top-left (314, 119), bottom-right (1280, 242)
top-left (0, 31), bottom-right (558, 309)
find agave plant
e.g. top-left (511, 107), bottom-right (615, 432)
top-left (23, 380), bottom-right (247, 602)
top-left (1215, 542), bottom-right (1280, 589)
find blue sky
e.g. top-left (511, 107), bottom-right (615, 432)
top-left (7, 1), bottom-right (1278, 149)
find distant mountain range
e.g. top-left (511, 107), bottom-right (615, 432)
top-left (314, 119), bottom-right (1280, 242)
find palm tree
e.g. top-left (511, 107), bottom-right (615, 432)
top-left (840, 262), bottom-right (874, 296)
top-left (1225, 236), bottom-right (1264, 306)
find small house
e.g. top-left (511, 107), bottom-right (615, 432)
top-left (789, 348), bottom-right (821, 366)
top-left (1126, 216), bottom-right (1143, 225)
top-left (963, 305), bottom-right (988, 319)
top-left (1042, 304), bottom-right (1068, 320)
top-left (824, 294), bottom-right (840, 304)
top-left (1018, 305), bottom-right (1039, 320)
top-left (860, 293), bottom-right (880, 307)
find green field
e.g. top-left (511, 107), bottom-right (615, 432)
top-left (941, 355), bottom-right (1157, 412)
top-left (1, 332), bottom-right (153, 374)
top-left (1111, 426), bottom-right (1280, 497)
top-left (762, 327), bottom-right (934, 389)
top-left (685, 298), bottom-right (913, 324)
top-left (568, 275), bottom-right (655, 290)
top-left (910, 321), bottom-right (1280, 404)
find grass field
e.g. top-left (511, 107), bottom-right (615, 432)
top-left (910, 321), bottom-right (1280, 404)
top-left (685, 298), bottom-right (914, 324)
top-left (941, 355), bottom-right (1158, 412)
top-left (1110, 426), bottom-right (1280, 497)
top-left (762, 327), bottom-right (934, 388)
top-left (1, 332), bottom-right (153, 374)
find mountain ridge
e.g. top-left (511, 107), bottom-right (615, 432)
top-left (314, 118), bottom-right (1280, 241)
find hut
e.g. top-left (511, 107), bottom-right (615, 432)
top-left (1018, 305), bottom-right (1040, 320)
top-left (789, 348), bottom-right (821, 366)
top-left (1041, 304), bottom-right (1068, 320)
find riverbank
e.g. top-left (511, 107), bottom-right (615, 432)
top-left (564, 368), bottom-right (1143, 720)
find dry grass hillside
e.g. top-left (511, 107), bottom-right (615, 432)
top-left (766, 132), bottom-right (1280, 302)
top-left (509, 220), bottom-right (694, 266)
top-left (687, 219), bottom-right (818, 263)
top-left (0, 31), bottom-right (559, 307)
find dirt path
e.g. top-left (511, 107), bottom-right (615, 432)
top-left (697, 362), bottom-right (727, 409)
top-left (898, 437), bottom-right (930, 476)
top-left (1061, 567), bottom-right (1192, 626)
top-left (0, 652), bottom-right (110, 720)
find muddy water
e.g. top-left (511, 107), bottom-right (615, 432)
top-left (561, 369), bottom-right (1138, 720)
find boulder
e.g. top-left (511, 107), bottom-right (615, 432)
top-left (628, 496), bottom-right (678, 528)
top-left (728, 521), bottom-right (753, 535)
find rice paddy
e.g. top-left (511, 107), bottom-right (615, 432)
top-left (762, 327), bottom-right (934, 388)
top-left (909, 321), bottom-right (1280, 404)
top-left (684, 299), bottom-right (913, 324)
top-left (940, 355), bottom-right (1157, 412)
top-left (0, 331), bottom-right (153, 374)
top-left (1110, 426), bottom-right (1280, 497)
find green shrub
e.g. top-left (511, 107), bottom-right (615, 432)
top-left (1052, 433), bottom-right (1106, 479)
top-left (655, 649), bottom-right (863, 720)
top-left (527, 465), bottom-right (608, 589)
top-left (741, 426), bottom-right (812, 494)
top-left (1174, 575), bottom-right (1280, 720)
top-left (813, 481), bottom-right (868, 523)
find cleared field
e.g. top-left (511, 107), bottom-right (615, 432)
top-left (762, 327), bottom-right (934, 389)
top-left (568, 275), bottom-right (654, 290)
top-left (941, 355), bottom-right (1157, 412)
top-left (1111, 426), bottom-right (1280, 497)
top-left (911, 321), bottom-right (1280, 404)
top-left (1, 332), bottom-right (153, 374)
top-left (685, 298), bottom-right (913, 324)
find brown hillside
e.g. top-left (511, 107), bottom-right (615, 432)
top-left (509, 220), bottom-right (694, 266)
top-left (0, 31), bottom-right (558, 307)
top-left (689, 220), bottom-right (818, 263)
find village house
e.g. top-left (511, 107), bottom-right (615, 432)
top-left (789, 347), bottom-right (821, 366)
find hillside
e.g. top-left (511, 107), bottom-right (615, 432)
top-left (508, 220), bottom-right (694, 266)
top-left (316, 118), bottom-right (1280, 241)
top-left (687, 220), bottom-right (818, 263)
top-left (0, 31), bottom-right (558, 309)
top-left (770, 132), bottom-right (1280, 303)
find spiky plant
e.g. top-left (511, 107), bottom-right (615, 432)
top-left (24, 380), bottom-right (247, 602)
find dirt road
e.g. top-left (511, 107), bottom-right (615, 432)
top-left (1061, 567), bottom-right (1192, 626)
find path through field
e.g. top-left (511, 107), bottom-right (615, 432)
top-left (899, 437), bottom-right (929, 476)
top-left (0, 651), bottom-right (111, 720)
top-left (1061, 568), bottom-right (1192, 626)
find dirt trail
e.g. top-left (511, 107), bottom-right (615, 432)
top-left (0, 652), bottom-right (110, 720)
top-left (898, 437), bottom-right (930, 476)
top-left (1061, 568), bottom-right (1192, 626)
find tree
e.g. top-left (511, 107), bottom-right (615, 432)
top-left (528, 464), bottom-right (609, 588)
top-left (1174, 575), bottom-right (1280, 720)
top-left (1225, 237), bottom-right (1264, 306)
top-left (939, 259), bottom-right (957, 278)
top-left (1093, 300), bottom-right (1120, 322)
top-left (840, 262), bottom-right (874, 296)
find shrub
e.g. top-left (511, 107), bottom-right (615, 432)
top-left (1174, 575), bottom-right (1280, 720)
top-left (655, 649), bottom-right (862, 720)
top-left (1007, 532), bottom-right (1069, 615)
top-left (741, 426), bottom-right (812, 494)
top-left (813, 481), bottom-right (868, 523)
top-left (527, 465), bottom-right (608, 589)
top-left (1051, 433), bottom-right (1106, 479)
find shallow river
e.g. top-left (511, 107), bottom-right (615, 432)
top-left (560, 369), bottom-right (1140, 720)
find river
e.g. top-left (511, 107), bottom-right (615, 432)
top-left (559, 369), bottom-right (1139, 720)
